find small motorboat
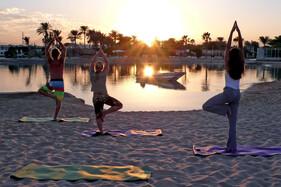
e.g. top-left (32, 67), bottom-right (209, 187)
top-left (136, 72), bottom-right (186, 90)
top-left (153, 72), bottom-right (185, 82)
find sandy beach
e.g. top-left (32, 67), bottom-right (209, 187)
top-left (1, 81), bottom-right (281, 186)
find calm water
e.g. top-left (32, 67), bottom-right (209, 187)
top-left (1, 62), bottom-right (280, 111)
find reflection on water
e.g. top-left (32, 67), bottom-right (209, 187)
top-left (1, 63), bottom-right (281, 111)
top-left (143, 66), bottom-right (154, 77)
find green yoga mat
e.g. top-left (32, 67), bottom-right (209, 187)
top-left (11, 163), bottom-right (151, 181)
top-left (19, 116), bottom-right (90, 123)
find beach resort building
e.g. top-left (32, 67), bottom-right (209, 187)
top-left (202, 49), bottom-right (224, 58)
top-left (257, 48), bottom-right (281, 61)
top-left (0, 45), bottom-right (44, 58)
top-left (0, 45), bottom-right (9, 57)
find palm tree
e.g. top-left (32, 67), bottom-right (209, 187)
top-left (87, 29), bottom-right (96, 47)
top-left (23, 37), bottom-right (30, 46)
top-left (216, 37), bottom-right (226, 50)
top-left (87, 30), bottom-right (105, 47)
top-left (96, 31), bottom-right (107, 46)
top-left (233, 36), bottom-right (244, 45)
top-left (269, 35), bottom-right (281, 48)
top-left (259, 36), bottom-right (269, 47)
top-left (118, 36), bottom-right (132, 50)
top-left (131, 35), bottom-right (138, 46)
top-left (182, 35), bottom-right (189, 46)
top-left (202, 32), bottom-right (211, 43)
top-left (68, 30), bottom-right (81, 45)
top-left (109, 30), bottom-right (119, 45)
top-left (80, 26), bottom-right (89, 48)
top-left (217, 37), bottom-right (224, 42)
top-left (37, 22), bottom-right (52, 47)
top-left (190, 39), bottom-right (195, 45)
top-left (53, 30), bottom-right (63, 41)
top-left (117, 33), bottom-right (124, 46)
top-left (179, 35), bottom-right (189, 50)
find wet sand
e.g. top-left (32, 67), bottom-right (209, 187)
top-left (0, 81), bottom-right (281, 186)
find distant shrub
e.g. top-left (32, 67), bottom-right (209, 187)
top-left (4, 47), bottom-right (17, 58)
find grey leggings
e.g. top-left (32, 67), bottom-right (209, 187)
top-left (202, 87), bottom-right (240, 152)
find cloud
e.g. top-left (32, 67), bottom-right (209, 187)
top-left (0, 7), bottom-right (25, 15)
top-left (0, 8), bottom-right (90, 45)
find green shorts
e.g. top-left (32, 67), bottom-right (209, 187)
top-left (39, 80), bottom-right (64, 101)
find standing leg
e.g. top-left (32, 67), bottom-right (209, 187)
top-left (93, 99), bottom-right (104, 133)
top-left (53, 99), bottom-right (61, 120)
top-left (96, 117), bottom-right (104, 134)
top-left (202, 92), bottom-right (230, 116)
top-left (53, 90), bottom-right (64, 121)
top-left (226, 93), bottom-right (240, 153)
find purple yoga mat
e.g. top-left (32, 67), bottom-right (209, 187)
top-left (81, 129), bottom-right (162, 137)
top-left (193, 145), bottom-right (281, 156)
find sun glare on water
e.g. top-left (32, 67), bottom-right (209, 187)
top-left (115, 0), bottom-right (184, 46)
top-left (143, 66), bottom-right (154, 77)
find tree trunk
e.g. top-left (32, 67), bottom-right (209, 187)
top-left (84, 33), bottom-right (86, 48)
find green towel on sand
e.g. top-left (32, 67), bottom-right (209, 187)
top-left (11, 163), bottom-right (151, 181)
top-left (19, 116), bottom-right (90, 123)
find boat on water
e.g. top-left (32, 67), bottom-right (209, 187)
top-left (136, 72), bottom-right (186, 90)
top-left (138, 72), bottom-right (185, 82)
top-left (153, 72), bottom-right (185, 81)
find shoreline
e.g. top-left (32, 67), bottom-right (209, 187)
top-left (1, 56), bottom-right (280, 66)
top-left (1, 81), bottom-right (281, 186)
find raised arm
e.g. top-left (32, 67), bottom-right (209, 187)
top-left (236, 23), bottom-right (244, 57)
top-left (99, 49), bottom-right (109, 72)
top-left (55, 36), bottom-right (66, 59)
top-left (225, 21), bottom-right (237, 66)
top-left (90, 48), bottom-right (101, 71)
top-left (90, 48), bottom-right (109, 72)
top-left (45, 38), bottom-right (55, 60)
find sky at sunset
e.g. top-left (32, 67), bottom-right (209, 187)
top-left (0, 0), bottom-right (281, 45)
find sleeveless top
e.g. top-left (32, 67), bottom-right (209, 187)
top-left (90, 69), bottom-right (108, 95)
top-left (225, 73), bottom-right (240, 90)
top-left (49, 59), bottom-right (64, 80)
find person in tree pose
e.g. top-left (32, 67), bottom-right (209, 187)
top-left (38, 36), bottom-right (66, 120)
top-left (202, 21), bottom-right (245, 153)
top-left (90, 48), bottom-right (122, 134)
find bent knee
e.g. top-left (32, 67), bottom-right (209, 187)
top-left (113, 101), bottom-right (123, 110)
top-left (202, 102), bottom-right (210, 111)
top-left (117, 102), bottom-right (123, 110)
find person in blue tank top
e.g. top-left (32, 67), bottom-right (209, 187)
top-left (202, 21), bottom-right (245, 153)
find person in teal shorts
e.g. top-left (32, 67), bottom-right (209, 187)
top-left (39, 36), bottom-right (66, 120)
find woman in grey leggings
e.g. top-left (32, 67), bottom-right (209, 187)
top-left (202, 21), bottom-right (245, 153)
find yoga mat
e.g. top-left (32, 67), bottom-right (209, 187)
top-left (81, 129), bottom-right (162, 137)
top-left (193, 145), bottom-right (281, 156)
top-left (11, 163), bottom-right (151, 181)
top-left (19, 116), bottom-right (90, 123)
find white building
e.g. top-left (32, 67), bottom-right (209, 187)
top-left (0, 45), bottom-right (9, 57)
top-left (257, 48), bottom-right (281, 61)
top-left (202, 49), bottom-right (224, 57)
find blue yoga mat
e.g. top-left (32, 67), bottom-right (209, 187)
top-left (193, 145), bottom-right (281, 156)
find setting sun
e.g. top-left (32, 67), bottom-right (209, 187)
top-left (115, 0), bottom-right (184, 46)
